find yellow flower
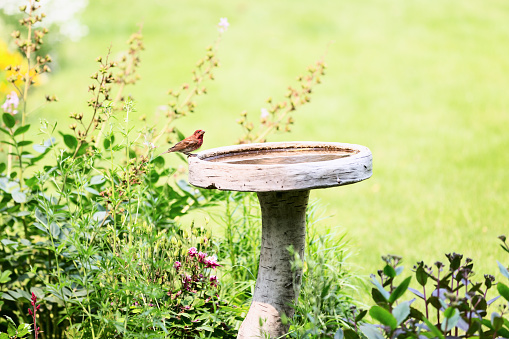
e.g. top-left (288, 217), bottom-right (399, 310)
top-left (0, 39), bottom-right (40, 96)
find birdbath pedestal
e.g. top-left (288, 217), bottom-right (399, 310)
top-left (188, 141), bottom-right (372, 338)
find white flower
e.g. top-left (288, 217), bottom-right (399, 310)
top-left (218, 17), bottom-right (229, 33)
top-left (260, 108), bottom-right (270, 119)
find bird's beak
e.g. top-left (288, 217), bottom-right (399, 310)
top-left (201, 131), bottom-right (206, 135)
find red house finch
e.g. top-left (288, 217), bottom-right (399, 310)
top-left (159, 129), bottom-right (205, 157)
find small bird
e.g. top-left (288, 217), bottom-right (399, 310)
top-left (159, 129), bottom-right (205, 157)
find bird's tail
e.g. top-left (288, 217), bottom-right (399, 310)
top-left (157, 149), bottom-right (173, 157)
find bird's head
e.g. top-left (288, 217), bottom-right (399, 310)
top-left (194, 129), bottom-right (205, 139)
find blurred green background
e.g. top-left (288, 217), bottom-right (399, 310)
top-left (1, 0), bottom-right (509, 280)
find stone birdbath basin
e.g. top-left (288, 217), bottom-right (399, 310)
top-left (188, 141), bottom-right (372, 338)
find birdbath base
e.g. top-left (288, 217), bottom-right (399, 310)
top-left (238, 190), bottom-right (310, 337)
top-left (188, 142), bottom-right (372, 338)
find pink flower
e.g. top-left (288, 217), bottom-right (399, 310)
top-left (197, 251), bottom-right (207, 263)
top-left (188, 247), bottom-right (198, 257)
top-left (1, 91), bottom-right (19, 114)
top-left (205, 255), bottom-right (220, 269)
top-left (218, 17), bottom-right (229, 33)
top-left (143, 135), bottom-right (155, 149)
top-left (173, 261), bottom-right (181, 270)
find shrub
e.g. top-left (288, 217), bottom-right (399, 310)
top-left (351, 236), bottom-right (509, 339)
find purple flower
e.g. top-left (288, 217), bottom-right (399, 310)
top-left (218, 17), bottom-right (229, 33)
top-left (210, 275), bottom-right (217, 282)
top-left (197, 251), bottom-right (207, 263)
top-left (205, 255), bottom-right (220, 269)
top-left (188, 247), bottom-right (198, 257)
top-left (173, 261), bottom-right (181, 270)
top-left (2, 91), bottom-right (19, 114)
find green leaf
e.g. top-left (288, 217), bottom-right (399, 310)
top-left (497, 282), bottom-right (509, 302)
top-left (355, 309), bottom-right (368, 322)
top-left (17, 323), bottom-right (30, 336)
top-left (498, 261), bottom-right (509, 279)
top-left (11, 188), bottom-right (27, 203)
top-left (491, 312), bottom-right (504, 331)
top-left (7, 321), bottom-right (16, 336)
top-left (441, 307), bottom-right (460, 332)
top-left (103, 137), bottom-right (111, 149)
top-left (84, 186), bottom-right (100, 195)
top-left (0, 140), bottom-right (15, 146)
top-left (196, 325), bottom-right (213, 332)
top-left (409, 306), bottom-right (424, 321)
top-left (392, 301), bottom-right (410, 325)
top-left (416, 265), bottom-right (428, 286)
top-left (1, 239), bottom-right (18, 248)
top-left (389, 276), bottom-right (412, 303)
top-left (13, 124), bottom-right (30, 136)
top-left (371, 288), bottom-right (389, 306)
top-left (369, 305), bottom-right (397, 330)
top-left (0, 163), bottom-right (5, 173)
top-left (383, 264), bottom-right (396, 278)
top-left (50, 222), bottom-right (60, 238)
top-left (481, 318), bottom-right (509, 338)
top-left (61, 133), bottom-right (78, 149)
top-left (370, 276), bottom-right (390, 300)
top-left (0, 270), bottom-right (12, 284)
top-left (17, 140), bottom-right (33, 147)
top-left (152, 155), bottom-right (165, 168)
top-left (422, 317), bottom-right (445, 339)
top-left (90, 175), bottom-right (105, 185)
top-left (334, 328), bottom-right (344, 339)
top-left (359, 323), bottom-right (385, 339)
top-left (343, 329), bottom-right (360, 339)
top-left (2, 113), bottom-right (15, 128)
top-left (33, 222), bottom-right (49, 234)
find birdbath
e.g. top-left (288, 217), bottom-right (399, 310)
top-left (188, 141), bottom-right (372, 338)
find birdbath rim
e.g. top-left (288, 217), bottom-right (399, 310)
top-left (188, 141), bottom-right (372, 192)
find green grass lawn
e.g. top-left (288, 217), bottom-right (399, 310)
top-left (2, 0), bottom-right (509, 283)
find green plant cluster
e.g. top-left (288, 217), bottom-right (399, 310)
top-left (0, 1), bottom-right (358, 338)
top-left (344, 237), bottom-right (509, 339)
